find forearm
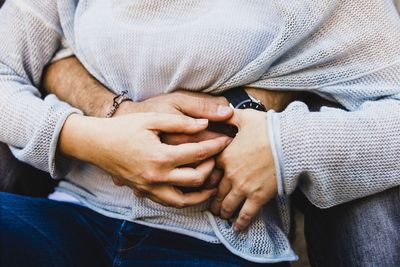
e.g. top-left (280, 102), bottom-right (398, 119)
top-left (42, 57), bottom-right (115, 117)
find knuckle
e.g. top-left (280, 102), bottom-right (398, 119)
top-left (143, 171), bottom-right (160, 184)
top-left (221, 204), bottom-right (234, 215)
top-left (235, 182), bottom-right (248, 195)
top-left (239, 211), bottom-right (253, 222)
top-left (173, 199), bottom-right (186, 209)
top-left (224, 171), bottom-right (235, 183)
top-left (149, 152), bottom-right (168, 165)
top-left (195, 147), bottom-right (208, 161)
top-left (251, 193), bottom-right (265, 205)
top-left (197, 98), bottom-right (209, 114)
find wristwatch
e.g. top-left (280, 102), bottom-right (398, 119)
top-left (222, 87), bottom-right (267, 111)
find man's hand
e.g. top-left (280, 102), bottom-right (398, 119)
top-left (210, 109), bottom-right (278, 231)
top-left (116, 90), bottom-right (231, 119)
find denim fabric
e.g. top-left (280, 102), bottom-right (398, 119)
top-left (302, 186), bottom-right (400, 267)
top-left (0, 192), bottom-right (289, 267)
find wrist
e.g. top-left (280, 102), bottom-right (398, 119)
top-left (106, 91), bottom-right (135, 117)
top-left (113, 100), bottom-right (139, 117)
top-left (58, 113), bottom-right (95, 162)
top-left (91, 86), bottom-right (118, 117)
top-left (244, 87), bottom-right (301, 112)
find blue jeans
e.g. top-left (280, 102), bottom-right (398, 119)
top-left (301, 186), bottom-right (400, 267)
top-left (0, 192), bottom-right (289, 267)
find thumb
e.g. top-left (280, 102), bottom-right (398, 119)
top-left (174, 92), bottom-right (233, 121)
top-left (148, 113), bottom-right (210, 134)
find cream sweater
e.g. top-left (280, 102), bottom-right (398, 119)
top-left (1, 0), bottom-right (400, 263)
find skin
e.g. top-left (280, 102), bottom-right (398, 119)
top-left (60, 112), bottom-right (231, 208)
top-left (211, 109), bottom-right (277, 231)
top-left (43, 56), bottom-right (299, 227)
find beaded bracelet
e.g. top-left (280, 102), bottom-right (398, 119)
top-left (106, 90), bottom-right (133, 118)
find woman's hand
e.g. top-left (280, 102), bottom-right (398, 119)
top-left (59, 113), bottom-right (231, 208)
top-left (111, 91), bottom-right (233, 189)
top-left (210, 109), bottom-right (277, 231)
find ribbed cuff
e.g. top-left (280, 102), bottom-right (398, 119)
top-left (266, 110), bottom-right (286, 196)
top-left (48, 100), bottom-right (83, 179)
top-left (9, 94), bottom-right (83, 179)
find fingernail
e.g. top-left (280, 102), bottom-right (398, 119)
top-left (233, 224), bottom-right (240, 232)
top-left (196, 119), bottom-right (208, 125)
top-left (218, 105), bottom-right (232, 116)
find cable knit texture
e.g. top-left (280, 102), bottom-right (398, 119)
top-left (0, 0), bottom-right (399, 263)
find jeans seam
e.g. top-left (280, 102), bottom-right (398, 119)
top-left (112, 220), bottom-right (126, 267)
top-left (116, 224), bottom-right (152, 254)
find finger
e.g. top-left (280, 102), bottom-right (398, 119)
top-left (167, 136), bottom-right (232, 166)
top-left (173, 91), bottom-right (233, 121)
top-left (203, 168), bottom-right (223, 189)
top-left (112, 176), bottom-right (125, 186)
top-left (233, 199), bottom-right (262, 232)
top-left (133, 188), bottom-right (146, 197)
top-left (162, 131), bottom-right (227, 145)
top-left (148, 113), bottom-right (209, 134)
top-left (210, 177), bottom-right (232, 216)
top-left (220, 191), bottom-right (245, 220)
top-left (149, 186), bottom-right (217, 209)
top-left (166, 158), bottom-right (215, 187)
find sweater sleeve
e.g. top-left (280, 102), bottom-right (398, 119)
top-left (267, 63), bottom-right (400, 208)
top-left (51, 38), bottom-right (74, 63)
top-left (0, 0), bottom-right (82, 178)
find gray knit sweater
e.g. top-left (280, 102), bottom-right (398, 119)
top-left (1, 0), bottom-right (400, 263)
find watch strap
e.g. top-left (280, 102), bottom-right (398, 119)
top-left (222, 87), bottom-right (251, 108)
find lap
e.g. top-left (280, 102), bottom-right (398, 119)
top-left (0, 192), bottom-right (288, 267)
top-left (0, 192), bottom-right (117, 267)
top-left (301, 187), bottom-right (400, 267)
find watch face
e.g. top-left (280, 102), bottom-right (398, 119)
top-left (237, 100), bottom-right (266, 111)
